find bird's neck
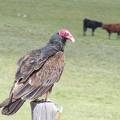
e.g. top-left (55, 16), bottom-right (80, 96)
top-left (48, 33), bottom-right (66, 51)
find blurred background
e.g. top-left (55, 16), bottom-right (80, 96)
top-left (0, 0), bottom-right (120, 120)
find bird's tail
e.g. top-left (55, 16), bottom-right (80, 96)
top-left (0, 98), bottom-right (10, 108)
top-left (0, 98), bottom-right (25, 115)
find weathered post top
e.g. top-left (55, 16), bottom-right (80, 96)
top-left (31, 100), bottom-right (63, 120)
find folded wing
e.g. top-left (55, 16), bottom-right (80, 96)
top-left (12, 51), bottom-right (64, 100)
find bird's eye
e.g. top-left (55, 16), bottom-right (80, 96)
top-left (65, 32), bottom-right (69, 36)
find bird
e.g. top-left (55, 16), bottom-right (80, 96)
top-left (0, 29), bottom-right (75, 115)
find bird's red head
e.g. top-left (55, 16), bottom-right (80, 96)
top-left (58, 29), bottom-right (75, 43)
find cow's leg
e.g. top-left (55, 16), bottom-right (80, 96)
top-left (119, 32), bottom-right (120, 37)
top-left (92, 29), bottom-right (95, 36)
top-left (83, 27), bottom-right (87, 36)
top-left (108, 31), bottom-right (111, 39)
top-left (117, 32), bottom-right (119, 39)
top-left (117, 32), bottom-right (120, 39)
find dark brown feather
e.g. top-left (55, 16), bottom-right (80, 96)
top-left (11, 51), bottom-right (64, 100)
top-left (0, 32), bottom-right (68, 115)
top-left (15, 49), bottom-right (48, 83)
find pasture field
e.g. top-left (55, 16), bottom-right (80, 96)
top-left (0, 0), bottom-right (120, 120)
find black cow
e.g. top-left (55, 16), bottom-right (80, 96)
top-left (83, 18), bottom-right (103, 36)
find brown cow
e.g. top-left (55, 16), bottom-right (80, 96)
top-left (102, 24), bottom-right (120, 39)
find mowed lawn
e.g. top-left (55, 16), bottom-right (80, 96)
top-left (0, 0), bottom-right (120, 120)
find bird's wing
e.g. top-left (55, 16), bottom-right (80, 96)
top-left (15, 49), bottom-right (46, 83)
top-left (15, 46), bottom-right (59, 83)
top-left (29, 51), bottom-right (64, 87)
top-left (12, 51), bottom-right (64, 100)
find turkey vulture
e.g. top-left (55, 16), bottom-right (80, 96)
top-left (0, 29), bottom-right (75, 115)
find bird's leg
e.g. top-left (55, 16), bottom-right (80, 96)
top-left (45, 92), bottom-right (49, 101)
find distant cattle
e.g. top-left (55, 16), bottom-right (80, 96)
top-left (83, 18), bottom-right (103, 36)
top-left (102, 24), bottom-right (120, 39)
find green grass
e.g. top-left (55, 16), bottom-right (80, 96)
top-left (0, 0), bottom-right (120, 120)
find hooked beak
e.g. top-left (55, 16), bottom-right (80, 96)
top-left (67, 36), bottom-right (75, 43)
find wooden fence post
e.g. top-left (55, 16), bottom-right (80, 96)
top-left (30, 100), bottom-right (63, 120)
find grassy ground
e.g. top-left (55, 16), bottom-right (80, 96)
top-left (0, 0), bottom-right (120, 120)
